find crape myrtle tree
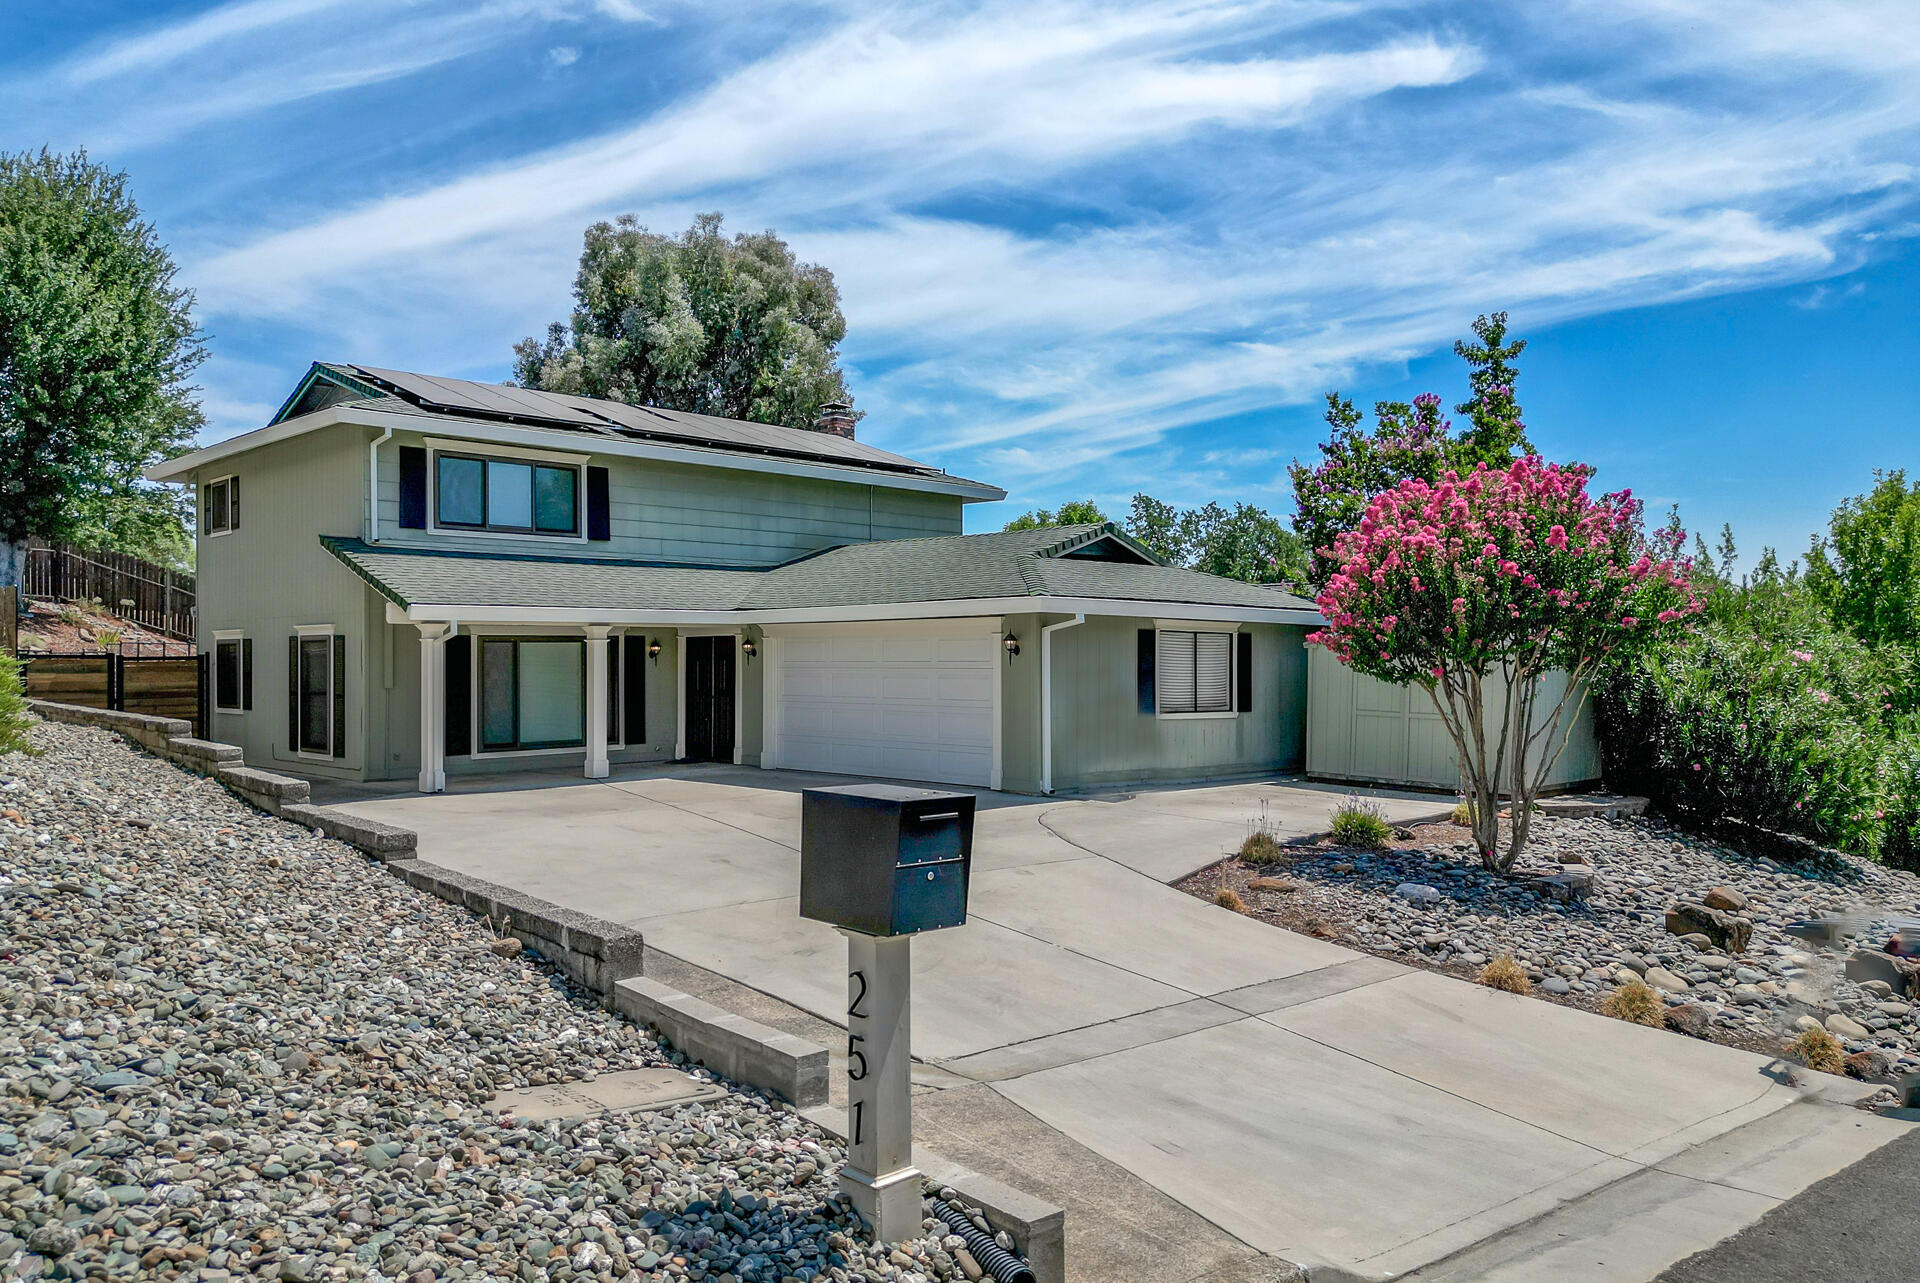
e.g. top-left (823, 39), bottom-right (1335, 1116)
top-left (1311, 455), bottom-right (1702, 871)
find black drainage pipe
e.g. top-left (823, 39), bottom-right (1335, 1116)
top-left (928, 1195), bottom-right (1037, 1283)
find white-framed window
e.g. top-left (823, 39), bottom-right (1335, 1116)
top-left (212, 630), bottom-right (250, 714)
top-left (477, 637), bottom-right (586, 752)
top-left (1157, 629), bottom-right (1235, 717)
top-left (292, 625), bottom-right (339, 758)
top-left (431, 447), bottom-right (580, 537)
top-left (202, 475), bottom-right (238, 536)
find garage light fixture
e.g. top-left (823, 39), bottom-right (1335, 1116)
top-left (742, 638), bottom-right (758, 660)
top-left (1003, 631), bottom-right (1020, 662)
top-left (647, 639), bottom-right (662, 664)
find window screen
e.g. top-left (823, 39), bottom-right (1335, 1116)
top-left (298, 637), bottom-right (331, 752)
top-left (437, 456), bottom-right (485, 526)
top-left (1158, 630), bottom-right (1234, 714)
top-left (486, 460), bottom-right (534, 529)
top-left (215, 639), bottom-right (242, 712)
top-left (203, 478), bottom-right (231, 534)
top-left (533, 466), bottom-right (577, 533)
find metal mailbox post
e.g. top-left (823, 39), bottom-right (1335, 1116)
top-left (800, 783), bottom-right (977, 1242)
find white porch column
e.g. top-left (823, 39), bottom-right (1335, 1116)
top-left (585, 625), bottom-right (611, 779)
top-left (415, 623), bottom-right (452, 793)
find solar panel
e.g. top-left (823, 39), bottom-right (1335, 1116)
top-left (342, 364), bottom-right (947, 476)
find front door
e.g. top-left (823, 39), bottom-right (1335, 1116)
top-left (684, 635), bottom-right (736, 762)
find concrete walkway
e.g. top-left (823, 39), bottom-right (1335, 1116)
top-left (323, 765), bottom-right (1912, 1281)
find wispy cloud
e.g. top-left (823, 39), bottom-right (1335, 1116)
top-left (24, 0), bottom-right (1916, 515)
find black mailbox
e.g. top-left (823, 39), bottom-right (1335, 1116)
top-left (799, 784), bottom-right (976, 938)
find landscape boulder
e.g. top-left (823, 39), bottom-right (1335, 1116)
top-left (1843, 949), bottom-right (1920, 1000)
top-left (1665, 901), bottom-right (1752, 953)
top-left (1664, 1004), bottom-right (1714, 1038)
top-left (1702, 885), bottom-right (1749, 912)
top-left (1825, 1012), bottom-right (1871, 1040)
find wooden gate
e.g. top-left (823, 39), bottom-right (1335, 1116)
top-left (19, 652), bottom-right (206, 737)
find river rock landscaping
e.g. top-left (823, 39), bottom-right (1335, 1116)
top-left (1, 718), bottom-right (976, 1283)
top-left (1186, 808), bottom-right (1920, 1078)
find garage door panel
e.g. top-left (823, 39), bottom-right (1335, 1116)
top-left (775, 627), bottom-right (995, 788)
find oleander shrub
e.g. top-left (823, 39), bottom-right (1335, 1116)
top-left (1786, 1027), bottom-right (1845, 1075)
top-left (0, 652), bottom-right (32, 755)
top-left (1478, 954), bottom-right (1531, 994)
top-left (1328, 797), bottom-right (1392, 850)
top-left (1600, 978), bottom-right (1664, 1027)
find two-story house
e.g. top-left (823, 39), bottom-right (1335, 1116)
top-left (150, 361), bottom-right (1484, 797)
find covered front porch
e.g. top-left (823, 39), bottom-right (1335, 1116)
top-left (400, 605), bottom-right (754, 794)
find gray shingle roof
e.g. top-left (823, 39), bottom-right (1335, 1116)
top-left (321, 524), bottom-right (1319, 617)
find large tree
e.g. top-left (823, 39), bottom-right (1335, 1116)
top-left (1123, 494), bottom-right (1309, 588)
top-left (0, 149), bottom-right (203, 591)
top-left (1313, 456), bottom-right (1700, 870)
top-left (1003, 500), bottom-right (1108, 531)
top-left (1291, 312), bottom-right (1535, 586)
top-left (1805, 469), bottom-right (1920, 651)
top-left (514, 212), bottom-right (855, 431)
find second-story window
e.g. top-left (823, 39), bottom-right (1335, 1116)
top-left (434, 452), bottom-right (579, 535)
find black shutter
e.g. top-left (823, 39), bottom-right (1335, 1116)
top-left (586, 466), bottom-right (611, 541)
top-left (242, 638), bottom-right (253, 711)
top-left (1236, 631), bottom-right (1253, 713)
top-left (288, 636), bottom-right (298, 748)
top-left (1137, 629), bottom-right (1156, 714)
top-left (398, 446), bottom-right (428, 529)
top-left (607, 636), bottom-right (622, 745)
top-left (332, 635), bottom-right (347, 758)
top-left (444, 634), bottom-right (471, 757)
top-left (623, 634), bottom-right (646, 746)
top-left (228, 476), bottom-right (239, 531)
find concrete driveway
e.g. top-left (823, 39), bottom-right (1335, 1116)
top-left (324, 765), bottom-right (1909, 1281)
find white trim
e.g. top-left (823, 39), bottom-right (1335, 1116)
top-left (424, 434), bottom-right (587, 465)
top-left (212, 630), bottom-right (246, 714)
top-left (674, 634), bottom-right (687, 760)
top-left (397, 596), bottom-right (1324, 628)
top-left (368, 427), bottom-right (392, 542)
top-left (426, 445), bottom-right (588, 544)
top-left (762, 634), bottom-right (781, 770)
top-left (202, 474), bottom-right (238, 537)
top-left (1154, 627), bottom-right (1239, 720)
top-left (146, 403), bottom-right (1006, 502)
top-left (292, 625), bottom-right (336, 760)
top-left (990, 625), bottom-right (1004, 792)
top-left (584, 625), bottom-right (611, 779)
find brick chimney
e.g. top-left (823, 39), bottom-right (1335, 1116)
top-left (813, 400), bottom-right (856, 440)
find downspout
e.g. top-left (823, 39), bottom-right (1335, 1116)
top-left (367, 427), bottom-right (393, 542)
top-left (1039, 613), bottom-right (1085, 795)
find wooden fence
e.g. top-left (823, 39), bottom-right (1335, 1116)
top-left (18, 652), bottom-right (205, 736)
top-left (24, 540), bottom-right (196, 640)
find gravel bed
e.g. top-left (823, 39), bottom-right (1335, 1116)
top-left (1188, 812), bottom-right (1920, 1075)
top-left (1, 719), bottom-right (972, 1282)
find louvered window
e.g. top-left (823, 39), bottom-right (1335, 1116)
top-left (1157, 630), bottom-right (1234, 714)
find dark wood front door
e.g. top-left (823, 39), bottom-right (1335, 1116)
top-left (684, 635), bottom-right (735, 762)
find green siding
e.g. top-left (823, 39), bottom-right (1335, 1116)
top-left (1007, 615), bottom-right (1310, 793)
top-left (191, 429), bottom-right (380, 781)
top-left (1304, 643), bottom-right (1601, 792)
top-left (371, 429), bottom-right (963, 566)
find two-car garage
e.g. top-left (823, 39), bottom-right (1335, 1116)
top-left (764, 621), bottom-right (999, 788)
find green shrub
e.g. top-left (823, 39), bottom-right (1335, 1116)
top-left (0, 652), bottom-right (33, 756)
top-left (1240, 829), bottom-right (1288, 865)
top-left (1328, 797), bottom-right (1392, 850)
top-left (1597, 604), bottom-right (1898, 857)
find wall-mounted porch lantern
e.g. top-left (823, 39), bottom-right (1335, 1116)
top-left (1003, 632), bottom-right (1020, 663)
top-left (742, 637), bottom-right (759, 660)
top-left (647, 638), bottom-right (663, 664)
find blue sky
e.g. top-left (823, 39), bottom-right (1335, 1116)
top-left (6, 0), bottom-right (1917, 560)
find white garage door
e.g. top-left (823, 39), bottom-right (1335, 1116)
top-left (771, 623), bottom-right (996, 787)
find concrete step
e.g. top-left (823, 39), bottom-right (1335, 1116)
top-left (1397, 1099), bottom-right (1914, 1283)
